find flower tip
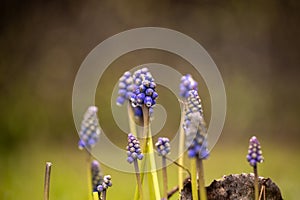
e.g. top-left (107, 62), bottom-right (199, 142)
top-left (88, 106), bottom-right (98, 113)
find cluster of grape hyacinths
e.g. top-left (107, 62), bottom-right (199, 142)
top-left (78, 106), bottom-right (101, 150)
top-left (179, 74), bottom-right (198, 99)
top-left (91, 160), bottom-right (103, 192)
top-left (247, 136), bottom-right (264, 200)
top-left (116, 68), bottom-right (156, 127)
top-left (155, 137), bottom-right (171, 200)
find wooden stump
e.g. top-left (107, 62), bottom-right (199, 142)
top-left (180, 173), bottom-right (283, 200)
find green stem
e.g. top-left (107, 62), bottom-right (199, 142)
top-left (128, 103), bottom-right (138, 136)
top-left (87, 154), bottom-right (93, 200)
top-left (196, 158), bottom-right (207, 200)
top-left (143, 105), bottom-right (161, 200)
top-left (162, 156), bottom-right (168, 200)
top-left (134, 160), bottom-right (144, 200)
top-left (44, 162), bottom-right (52, 200)
top-left (102, 190), bottom-right (107, 200)
top-left (92, 192), bottom-right (99, 200)
top-left (178, 105), bottom-right (186, 192)
top-left (254, 165), bottom-right (259, 200)
top-left (191, 158), bottom-right (199, 200)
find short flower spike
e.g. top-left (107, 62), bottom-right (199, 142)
top-left (91, 160), bottom-right (103, 192)
top-left (126, 133), bottom-right (144, 164)
top-left (179, 74), bottom-right (198, 99)
top-left (247, 136), bottom-right (264, 167)
top-left (78, 106), bottom-right (101, 150)
top-left (155, 137), bottom-right (171, 157)
top-left (97, 175), bottom-right (112, 192)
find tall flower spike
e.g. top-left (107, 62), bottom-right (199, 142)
top-left (78, 106), bottom-right (101, 150)
top-left (155, 137), bottom-right (171, 157)
top-left (126, 133), bottom-right (144, 164)
top-left (180, 74), bottom-right (198, 99)
top-left (117, 71), bottom-right (135, 106)
top-left (184, 90), bottom-right (209, 159)
top-left (247, 136), bottom-right (264, 167)
top-left (91, 160), bottom-right (103, 192)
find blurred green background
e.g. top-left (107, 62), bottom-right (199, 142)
top-left (1, 0), bottom-right (300, 199)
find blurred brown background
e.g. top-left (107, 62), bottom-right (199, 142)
top-left (0, 0), bottom-right (299, 199)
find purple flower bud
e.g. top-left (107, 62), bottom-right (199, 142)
top-left (144, 96), bottom-right (153, 107)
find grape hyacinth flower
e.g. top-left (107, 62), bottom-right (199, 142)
top-left (131, 79), bottom-right (158, 109)
top-left (155, 137), bottom-right (171, 200)
top-left (179, 74), bottom-right (198, 99)
top-left (183, 90), bottom-right (208, 200)
top-left (178, 74), bottom-right (198, 191)
top-left (116, 71), bottom-right (135, 106)
top-left (116, 71), bottom-right (146, 130)
top-left (78, 106), bottom-right (101, 151)
top-left (91, 160), bottom-right (103, 192)
top-left (126, 133), bottom-right (144, 199)
top-left (247, 136), bottom-right (264, 200)
top-left (126, 133), bottom-right (144, 164)
top-left (97, 175), bottom-right (112, 200)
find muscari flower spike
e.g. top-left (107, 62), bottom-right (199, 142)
top-left (247, 136), bottom-right (264, 167)
top-left (155, 137), bottom-right (171, 157)
top-left (180, 74), bottom-right (198, 99)
top-left (97, 175), bottom-right (112, 192)
top-left (116, 71), bottom-right (135, 106)
top-left (126, 133), bottom-right (144, 164)
top-left (184, 90), bottom-right (209, 159)
top-left (78, 106), bottom-right (101, 150)
top-left (91, 160), bottom-right (103, 192)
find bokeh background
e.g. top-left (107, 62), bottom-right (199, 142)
top-left (1, 0), bottom-right (299, 199)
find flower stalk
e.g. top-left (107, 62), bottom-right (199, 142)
top-left (44, 162), bottom-right (52, 200)
top-left (247, 136), bottom-right (264, 200)
top-left (155, 137), bottom-right (171, 200)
